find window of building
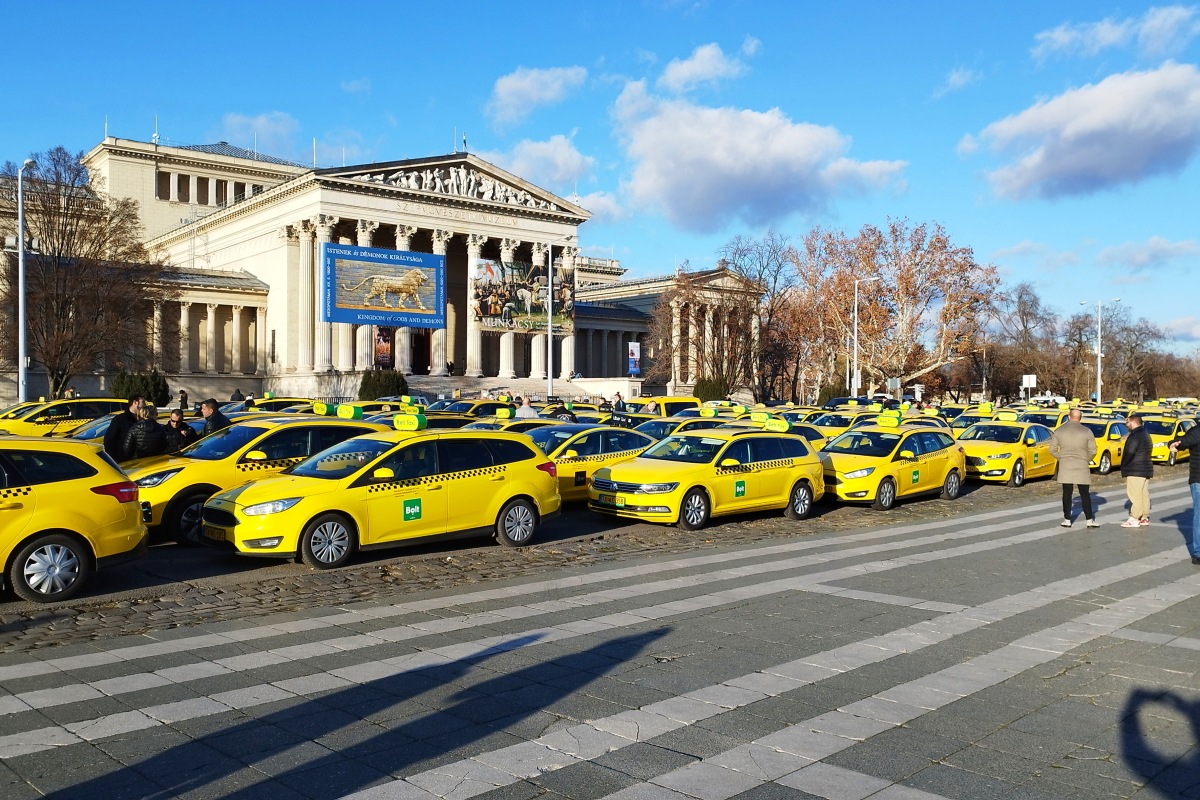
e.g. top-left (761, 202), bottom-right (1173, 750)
top-left (156, 171), bottom-right (171, 200)
top-left (232, 182), bottom-right (244, 201)
top-left (177, 174), bottom-right (190, 203)
top-left (197, 177), bottom-right (209, 206)
top-left (215, 179), bottom-right (226, 205)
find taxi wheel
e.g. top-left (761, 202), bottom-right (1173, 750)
top-left (496, 498), bottom-right (538, 547)
top-left (8, 533), bottom-right (91, 603)
top-left (940, 469), bottom-right (962, 501)
top-left (1008, 460), bottom-right (1025, 488)
top-left (300, 514), bottom-right (356, 569)
top-left (1098, 452), bottom-right (1112, 475)
top-left (784, 481), bottom-right (813, 520)
top-left (169, 492), bottom-right (211, 548)
top-left (678, 488), bottom-right (710, 530)
top-left (872, 478), bottom-right (897, 511)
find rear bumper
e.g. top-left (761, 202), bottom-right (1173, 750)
top-left (95, 533), bottom-right (149, 571)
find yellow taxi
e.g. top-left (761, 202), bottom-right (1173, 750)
top-left (634, 416), bottom-right (729, 441)
top-left (1078, 417), bottom-right (1129, 474)
top-left (807, 410), bottom-right (880, 439)
top-left (0, 401), bottom-right (45, 421)
top-left (937, 403), bottom-right (971, 421)
top-left (464, 408), bottom-right (560, 434)
top-left (948, 407), bottom-right (1001, 438)
top-left (625, 396), bottom-right (702, 417)
top-left (125, 417), bottom-right (390, 546)
top-left (201, 421), bottom-right (561, 568)
top-left (0, 398), bottom-right (129, 437)
top-left (588, 425), bottom-right (825, 530)
top-left (304, 400), bottom-right (410, 418)
top-left (1144, 416), bottom-right (1196, 466)
top-left (957, 417), bottom-right (1056, 486)
top-left (429, 399), bottom-right (516, 418)
top-left (245, 396), bottom-right (312, 413)
top-left (820, 417), bottom-right (966, 510)
top-left (0, 438), bottom-right (147, 602)
top-left (1017, 409), bottom-right (1070, 429)
top-left (524, 424), bottom-right (655, 501)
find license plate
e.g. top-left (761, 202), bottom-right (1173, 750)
top-left (205, 526), bottom-right (225, 541)
top-left (600, 494), bottom-right (625, 507)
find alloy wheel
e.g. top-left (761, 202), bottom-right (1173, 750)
top-left (683, 493), bottom-right (706, 526)
top-left (180, 500), bottom-right (205, 543)
top-left (791, 484), bottom-right (811, 516)
top-left (23, 544), bottom-right (80, 595)
top-left (503, 503), bottom-right (535, 544)
top-left (945, 472), bottom-right (960, 499)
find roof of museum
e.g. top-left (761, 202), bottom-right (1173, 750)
top-left (157, 267), bottom-right (271, 293)
top-left (176, 142), bottom-right (309, 168)
top-left (575, 301), bottom-right (648, 321)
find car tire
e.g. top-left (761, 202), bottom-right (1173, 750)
top-left (168, 491), bottom-right (211, 547)
top-left (1098, 452), bottom-right (1112, 475)
top-left (678, 488), bottom-right (710, 530)
top-left (8, 533), bottom-right (91, 603)
top-left (496, 498), bottom-right (538, 547)
top-left (872, 478), bottom-right (897, 511)
top-left (940, 469), bottom-right (962, 501)
top-left (1007, 460), bottom-right (1025, 488)
top-left (1169, 451), bottom-right (1177, 467)
top-left (784, 480), bottom-right (813, 520)
top-left (299, 513), bottom-right (356, 569)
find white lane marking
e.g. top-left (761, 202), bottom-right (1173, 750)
top-left (1110, 627), bottom-right (1200, 650)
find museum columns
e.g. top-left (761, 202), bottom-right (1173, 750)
top-left (428, 229), bottom-right (453, 376)
top-left (465, 233), bottom-right (487, 378)
top-left (313, 214), bottom-right (338, 373)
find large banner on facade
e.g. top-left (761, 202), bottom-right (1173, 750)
top-left (320, 243), bottom-right (445, 327)
top-left (628, 341), bottom-right (641, 375)
top-left (471, 258), bottom-right (574, 335)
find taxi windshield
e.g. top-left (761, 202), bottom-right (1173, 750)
top-left (525, 427), bottom-right (579, 455)
top-left (635, 419), bottom-right (680, 439)
top-left (824, 431), bottom-right (903, 457)
top-left (951, 414), bottom-right (990, 429)
top-left (290, 439), bottom-right (394, 480)
top-left (1143, 420), bottom-right (1176, 436)
top-left (463, 421), bottom-right (501, 430)
top-left (958, 425), bottom-right (1022, 444)
top-left (1018, 413), bottom-right (1060, 427)
top-left (640, 436), bottom-right (726, 464)
top-left (179, 425), bottom-right (267, 460)
top-left (939, 407), bottom-right (966, 419)
top-left (1081, 422), bottom-right (1109, 437)
top-left (67, 414), bottom-right (117, 439)
top-left (444, 401), bottom-right (478, 413)
top-left (426, 400), bottom-right (454, 411)
top-left (0, 402), bottom-right (39, 420)
top-left (811, 413), bottom-right (853, 427)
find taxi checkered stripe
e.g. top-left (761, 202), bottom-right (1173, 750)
top-left (235, 457), bottom-right (305, 472)
top-left (0, 486), bottom-right (32, 498)
top-left (558, 448), bottom-right (646, 463)
top-left (718, 458), bottom-right (796, 474)
top-left (367, 464), bottom-right (508, 493)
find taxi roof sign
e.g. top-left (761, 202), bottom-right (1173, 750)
top-left (875, 416), bottom-right (900, 428)
top-left (700, 408), bottom-right (718, 417)
top-left (264, 392), bottom-right (276, 399)
top-left (393, 414), bottom-right (428, 431)
top-left (867, 403), bottom-right (883, 412)
top-left (336, 404), bottom-right (365, 420)
top-left (496, 408), bottom-right (515, 419)
top-left (994, 411), bottom-right (1019, 421)
top-left (921, 408), bottom-right (938, 416)
top-left (732, 405), bottom-right (749, 414)
top-left (750, 411), bottom-right (771, 422)
top-left (763, 418), bottom-right (791, 433)
top-left (312, 402), bottom-right (338, 416)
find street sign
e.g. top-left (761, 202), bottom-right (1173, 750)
top-left (886, 378), bottom-right (901, 391)
top-left (1021, 375), bottom-right (1037, 389)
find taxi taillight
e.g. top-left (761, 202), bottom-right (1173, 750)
top-left (91, 481), bottom-right (139, 504)
top-left (536, 461), bottom-right (557, 478)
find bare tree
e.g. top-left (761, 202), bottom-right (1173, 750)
top-left (0, 147), bottom-right (171, 397)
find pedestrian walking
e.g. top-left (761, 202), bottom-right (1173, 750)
top-left (1120, 414), bottom-right (1153, 528)
top-left (1048, 408), bottom-right (1099, 528)
top-left (612, 393), bottom-right (628, 412)
top-left (1169, 425), bottom-right (1200, 564)
top-left (122, 405), bottom-right (168, 461)
top-left (514, 397), bottom-right (538, 419)
top-left (164, 408), bottom-right (198, 452)
top-left (200, 398), bottom-right (232, 436)
top-left (103, 395), bottom-right (144, 462)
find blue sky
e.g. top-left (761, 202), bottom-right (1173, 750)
top-left (6, 1), bottom-right (1200, 343)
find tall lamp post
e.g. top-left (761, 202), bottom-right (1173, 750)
top-left (1080, 297), bottom-right (1120, 404)
top-left (545, 234), bottom-right (575, 401)
top-left (17, 158), bottom-right (36, 403)
top-left (852, 276), bottom-right (879, 397)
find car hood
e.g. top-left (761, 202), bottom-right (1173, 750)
top-left (211, 474), bottom-right (340, 507)
top-left (958, 440), bottom-right (1021, 456)
top-left (598, 457), bottom-right (706, 483)
top-left (818, 452), bottom-right (891, 473)
top-left (124, 454), bottom-right (198, 478)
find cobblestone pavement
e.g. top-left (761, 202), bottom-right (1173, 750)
top-left (1, 471), bottom-right (1198, 799)
top-left (0, 469), bottom-right (1157, 653)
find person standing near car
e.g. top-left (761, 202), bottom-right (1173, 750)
top-left (122, 405), bottom-right (168, 461)
top-left (1169, 425), bottom-right (1200, 564)
top-left (515, 396), bottom-right (538, 419)
top-left (1120, 414), bottom-right (1153, 528)
top-left (200, 398), bottom-right (232, 436)
top-left (1048, 408), bottom-right (1099, 528)
top-left (103, 395), bottom-right (144, 462)
top-left (164, 408), bottom-right (198, 452)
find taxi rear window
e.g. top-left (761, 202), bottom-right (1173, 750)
top-left (951, 415), bottom-right (990, 428)
top-left (958, 424), bottom-right (1022, 444)
top-left (526, 427), bottom-right (578, 455)
top-left (811, 413), bottom-right (853, 427)
top-left (635, 420), bottom-right (678, 439)
top-left (6, 450), bottom-right (97, 484)
top-left (640, 436), bottom-right (725, 463)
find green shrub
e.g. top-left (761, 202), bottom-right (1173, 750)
top-left (816, 382), bottom-right (849, 406)
top-left (358, 369), bottom-right (408, 400)
top-left (111, 370), bottom-right (170, 406)
top-left (692, 376), bottom-right (730, 403)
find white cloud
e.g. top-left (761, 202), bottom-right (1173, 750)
top-left (955, 133), bottom-right (979, 156)
top-left (1113, 273), bottom-right (1155, 284)
top-left (1097, 235), bottom-right (1200, 267)
top-left (657, 43), bottom-right (746, 93)
top-left (479, 134), bottom-right (595, 189)
top-left (635, 48), bottom-right (658, 64)
top-left (741, 35), bottom-right (762, 56)
top-left (1167, 316), bottom-right (1200, 339)
top-left (485, 66), bottom-right (588, 128)
top-left (1032, 5), bottom-right (1200, 60)
top-left (577, 191), bottom-right (629, 223)
top-left (613, 81), bottom-right (906, 232)
top-left (991, 240), bottom-right (1047, 259)
top-left (968, 62), bottom-right (1200, 199)
top-left (340, 78), bottom-right (371, 94)
top-left (317, 127), bottom-right (370, 166)
top-left (934, 67), bottom-right (980, 98)
top-left (218, 111), bottom-right (301, 157)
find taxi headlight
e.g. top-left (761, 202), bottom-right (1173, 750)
top-left (986, 453), bottom-right (1012, 460)
top-left (243, 498), bottom-right (302, 516)
top-left (135, 469), bottom-right (182, 488)
top-left (843, 467), bottom-right (875, 479)
top-left (636, 482), bottom-right (679, 494)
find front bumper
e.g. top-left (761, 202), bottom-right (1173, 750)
top-left (965, 464), bottom-right (1012, 480)
top-left (588, 489), bottom-right (678, 521)
top-left (823, 474), bottom-right (877, 501)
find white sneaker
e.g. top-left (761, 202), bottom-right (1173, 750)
top-left (1061, 519), bottom-right (1072, 528)
top-left (1087, 519), bottom-right (1101, 528)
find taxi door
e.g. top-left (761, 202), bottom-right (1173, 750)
top-left (747, 437), bottom-right (792, 505)
top-left (710, 440), bottom-right (756, 513)
top-left (1026, 426), bottom-right (1053, 477)
top-left (892, 433), bottom-right (926, 496)
top-left (553, 431), bottom-right (604, 500)
top-left (0, 455), bottom-right (34, 553)
top-left (439, 437), bottom-right (507, 532)
top-left (914, 432), bottom-right (951, 493)
top-left (1108, 422), bottom-right (1129, 467)
top-left (363, 440), bottom-right (447, 543)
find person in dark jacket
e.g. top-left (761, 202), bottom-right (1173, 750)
top-left (200, 398), bottom-right (232, 436)
top-left (122, 405), bottom-right (168, 461)
top-left (1120, 414), bottom-right (1153, 528)
top-left (177, 390), bottom-right (189, 413)
top-left (102, 395), bottom-right (144, 462)
top-left (164, 408), bottom-right (198, 452)
top-left (1169, 425), bottom-right (1200, 564)
top-left (230, 388), bottom-right (245, 402)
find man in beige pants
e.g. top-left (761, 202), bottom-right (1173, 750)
top-left (1121, 414), bottom-right (1153, 528)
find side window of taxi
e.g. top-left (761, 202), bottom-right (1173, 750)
top-left (603, 430), bottom-right (651, 453)
top-left (749, 437), bottom-right (786, 463)
top-left (896, 434), bottom-right (925, 459)
top-left (6, 451), bottom-right (96, 484)
top-left (34, 403), bottom-right (71, 420)
top-left (567, 432), bottom-right (603, 457)
top-left (778, 437), bottom-right (810, 458)
top-left (721, 440), bottom-right (752, 465)
top-left (1112, 423), bottom-right (1129, 437)
top-left (934, 432), bottom-right (956, 449)
top-left (438, 439), bottom-right (493, 473)
top-left (1032, 426), bottom-right (1052, 442)
top-left (377, 441), bottom-right (438, 480)
top-left (664, 402), bottom-right (696, 416)
top-left (917, 432), bottom-right (948, 454)
top-left (311, 425), bottom-right (373, 454)
top-left (253, 427), bottom-right (312, 461)
top-left (485, 439), bottom-right (536, 465)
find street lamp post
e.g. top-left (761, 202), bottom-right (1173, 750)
top-left (852, 277), bottom-right (879, 397)
top-left (17, 158), bottom-right (35, 403)
top-left (1080, 298), bottom-right (1120, 404)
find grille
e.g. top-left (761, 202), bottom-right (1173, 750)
top-left (202, 507), bottom-right (239, 527)
top-left (591, 479), bottom-right (643, 493)
top-left (965, 456), bottom-right (986, 467)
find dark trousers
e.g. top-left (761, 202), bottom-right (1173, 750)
top-left (1062, 484), bottom-right (1094, 520)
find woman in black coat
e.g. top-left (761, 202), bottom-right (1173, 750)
top-left (123, 405), bottom-right (169, 461)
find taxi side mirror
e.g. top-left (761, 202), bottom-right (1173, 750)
top-left (1109, 433), bottom-right (1122, 440)
top-left (563, 449), bottom-right (579, 459)
top-left (372, 467), bottom-right (395, 481)
top-left (1025, 438), bottom-right (1036, 446)
top-left (245, 450), bottom-right (267, 461)
top-left (719, 458), bottom-right (740, 467)
top-left (899, 450), bottom-right (916, 459)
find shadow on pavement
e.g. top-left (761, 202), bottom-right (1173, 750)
top-left (1120, 689), bottom-right (1200, 793)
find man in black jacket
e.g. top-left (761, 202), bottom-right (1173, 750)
top-left (1120, 414), bottom-right (1153, 528)
top-left (164, 409), bottom-right (198, 452)
top-left (200, 399), bottom-right (232, 436)
top-left (1170, 425), bottom-right (1200, 564)
top-left (102, 395), bottom-right (144, 462)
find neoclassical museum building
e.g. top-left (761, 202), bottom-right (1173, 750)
top-left (13, 137), bottom-right (754, 401)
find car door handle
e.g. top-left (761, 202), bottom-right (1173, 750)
top-left (0, 502), bottom-right (23, 510)
top-left (489, 474), bottom-right (505, 482)
top-left (427, 484), bottom-right (443, 490)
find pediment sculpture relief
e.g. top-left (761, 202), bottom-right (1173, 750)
top-left (348, 165), bottom-right (560, 211)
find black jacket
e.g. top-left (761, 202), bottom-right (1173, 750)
top-left (202, 410), bottom-right (232, 437)
top-left (122, 420), bottom-right (168, 461)
top-left (103, 410), bottom-right (138, 462)
top-left (1120, 427), bottom-right (1153, 479)
top-left (230, 389), bottom-right (245, 401)
top-left (1172, 426), bottom-right (1200, 484)
top-left (164, 421), bottom-right (198, 453)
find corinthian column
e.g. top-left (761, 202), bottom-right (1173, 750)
top-left (296, 220), bottom-right (315, 372)
top-left (393, 224), bottom-right (418, 375)
top-left (428, 229), bottom-right (453, 377)
top-left (313, 214), bottom-right (339, 372)
top-left (465, 233), bottom-right (487, 378)
top-left (179, 302), bottom-right (192, 374)
top-left (205, 304), bottom-right (220, 375)
top-left (231, 305), bottom-right (244, 374)
top-left (396, 224), bottom-right (417, 251)
top-left (347, 219), bottom-right (378, 372)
